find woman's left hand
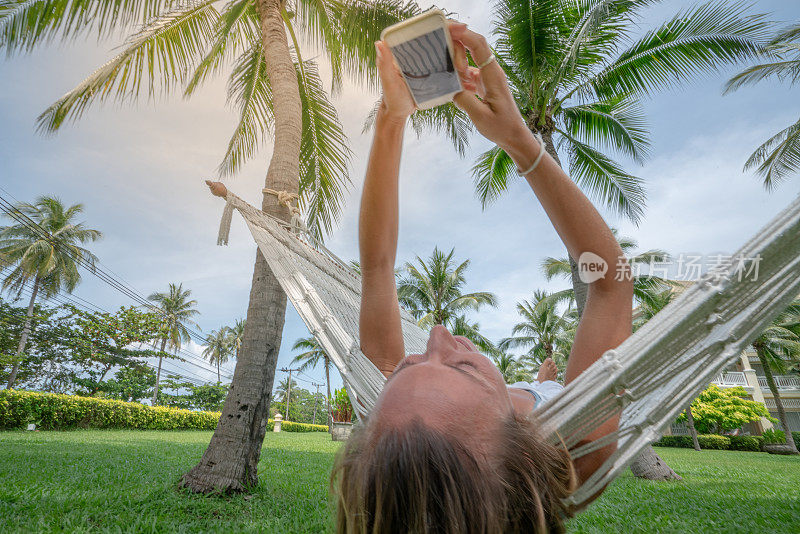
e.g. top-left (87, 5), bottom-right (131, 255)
top-left (375, 40), bottom-right (416, 123)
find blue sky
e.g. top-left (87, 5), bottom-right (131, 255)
top-left (1, 1), bottom-right (799, 395)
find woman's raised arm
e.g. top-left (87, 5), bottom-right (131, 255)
top-left (358, 42), bottom-right (418, 377)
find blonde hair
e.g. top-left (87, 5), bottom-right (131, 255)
top-left (331, 412), bottom-right (577, 533)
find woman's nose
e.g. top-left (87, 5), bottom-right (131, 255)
top-left (426, 324), bottom-right (457, 356)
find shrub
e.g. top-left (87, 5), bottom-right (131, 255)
top-left (729, 435), bottom-right (764, 452)
top-left (0, 389), bottom-right (219, 430)
top-left (697, 434), bottom-right (731, 450)
top-left (794, 432), bottom-right (800, 450)
top-left (654, 434), bottom-right (730, 450)
top-left (266, 419), bottom-right (328, 433)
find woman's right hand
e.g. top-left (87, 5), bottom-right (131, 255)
top-left (449, 22), bottom-right (531, 151)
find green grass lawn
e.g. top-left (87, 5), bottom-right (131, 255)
top-left (0, 431), bottom-right (798, 533)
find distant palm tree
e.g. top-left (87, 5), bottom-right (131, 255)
top-left (274, 377), bottom-right (298, 420)
top-left (148, 283), bottom-right (199, 405)
top-left (0, 196), bottom-right (101, 388)
top-left (726, 23), bottom-right (800, 189)
top-left (500, 291), bottom-right (567, 360)
top-left (398, 247), bottom-right (498, 329)
top-left (226, 319), bottom-right (246, 360)
top-left (291, 335), bottom-right (332, 429)
top-left (202, 328), bottom-right (232, 384)
top-left (751, 299), bottom-right (800, 453)
top-left (490, 351), bottom-right (529, 384)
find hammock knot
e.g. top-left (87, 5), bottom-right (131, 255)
top-left (263, 188), bottom-right (308, 235)
top-left (602, 349), bottom-right (621, 371)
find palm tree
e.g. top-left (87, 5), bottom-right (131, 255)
top-left (148, 283), bottom-right (199, 405)
top-left (751, 299), bottom-right (800, 454)
top-left (398, 247), bottom-right (498, 329)
top-left (202, 328), bottom-right (232, 384)
top-left (726, 23), bottom-right (800, 189)
top-left (2, 0), bottom-right (420, 492)
top-left (0, 196), bottom-right (101, 388)
top-left (413, 0), bottom-right (768, 315)
top-left (226, 319), bottom-right (246, 360)
top-left (291, 335), bottom-right (332, 430)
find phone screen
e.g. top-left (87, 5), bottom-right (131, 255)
top-left (388, 27), bottom-right (461, 105)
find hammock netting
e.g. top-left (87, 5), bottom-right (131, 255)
top-left (216, 190), bottom-right (800, 509)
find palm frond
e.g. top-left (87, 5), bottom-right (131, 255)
top-left (218, 39), bottom-right (273, 176)
top-left (578, 0), bottom-right (769, 100)
top-left (184, 0), bottom-right (258, 96)
top-left (36, 1), bottom-right (218, 133)
top-left (561, 93), bottom-right (650, 163)
top-left (0, 0), bottom-right (178, 53)
top-left (471, 145), bottom-right (516, 208)
top-left (408, 103), bottom-right (473, 157)
top-left (557, 128), bottom-right (646, 223)
top-left (296, 58), bottom-right (353, 240)
top-left (743, 116), bottom-right (800, 191)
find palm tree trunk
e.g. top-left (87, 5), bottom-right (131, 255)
top-left (6, 276), bottom-right (40, 389)
top-left (151, 336), bottom-right (167, 406)
top-left (217, 360), bottom-right (220, 384)
top-left (181, 0), bottom-right (302, 494)
top-left (686, 404), bottom-right (701, 451)
top-left (536, 128), bottom-right (680, 480)
top-left (755, 344), bottom-right (799, 453)
top-left (325, 357), bottom-right (332, 433)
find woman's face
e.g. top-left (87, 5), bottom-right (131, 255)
top-left (372, 325), bottom-right (514, 457)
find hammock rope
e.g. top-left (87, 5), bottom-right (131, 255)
top-left (215, 189), bottom-right (800, 509)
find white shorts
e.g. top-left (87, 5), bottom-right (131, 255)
top-left (508, 380), bottom-right (564, 407)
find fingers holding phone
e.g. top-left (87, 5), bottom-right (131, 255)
top-left (375, 40), bottom-right (417, 122)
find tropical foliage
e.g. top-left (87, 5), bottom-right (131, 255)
top-left (291, 335), bottom-right (332, 427)
top-left (726, 22), bottom-right (800, 188)
top-left (676, 384), bottom-right (774, 435)
top-left (202, 327), bottom-right (233, 384)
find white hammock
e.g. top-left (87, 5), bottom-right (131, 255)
top-left (216, 190), bottom-right (800, 509)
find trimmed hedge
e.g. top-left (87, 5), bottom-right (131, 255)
top-left (0, 390), bottom-right (220, 430)
top-left (0, 390), bottom-right (328, 432)
top-left (654, 434), bottom-right (731, 450)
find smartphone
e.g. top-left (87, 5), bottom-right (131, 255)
top-left (380, 9), bottom-right (462, 110)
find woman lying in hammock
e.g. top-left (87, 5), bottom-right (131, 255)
top-left (331, 21), bottom-right (633, 534)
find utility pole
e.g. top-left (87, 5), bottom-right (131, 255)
top-left (279, 367), bottom-right (299, 421)
top-left (311, 382), bottom-right (323, 425)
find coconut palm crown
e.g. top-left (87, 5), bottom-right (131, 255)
top-left (397, 246), bottom-right (498, 329)
top-left (202, 327), bottom-right (232, 384)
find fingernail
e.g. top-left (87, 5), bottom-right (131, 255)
top-left (374, 41), bottom-right (382, 58)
